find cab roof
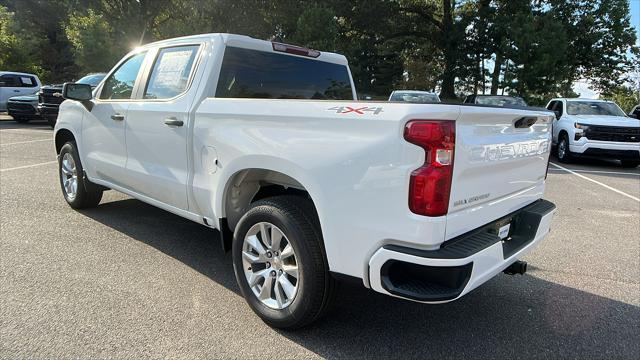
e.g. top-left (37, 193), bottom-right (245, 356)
top-left (137, 33), bottom-right (349, 66)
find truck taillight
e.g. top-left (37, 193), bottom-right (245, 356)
top-left (404, 120), bottom-right (455, 217)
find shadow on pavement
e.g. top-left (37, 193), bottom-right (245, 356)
top-left (81, 198), bottom-right (640, 359)
top-left (549, 154), bottom-right (639, 171)
top-left (0, 118), bottom-right (51, 130)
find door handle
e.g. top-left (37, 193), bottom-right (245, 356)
top-left (164, 117), bottom-right (184, 127)
top-left (111, 114), bottom-right (125, 121)
top-left (13, 90), bottom-right (19, 92)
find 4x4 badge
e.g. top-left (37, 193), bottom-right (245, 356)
top-left (327, 106), bottom-right (383, 115)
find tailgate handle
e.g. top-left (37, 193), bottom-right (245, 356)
top-left (514, 117), bottom-right (537, 128)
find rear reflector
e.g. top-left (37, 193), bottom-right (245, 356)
top-left (404, 120), bottom-right (455, 217)
top-left (272, 42), bottom-right (321, 58)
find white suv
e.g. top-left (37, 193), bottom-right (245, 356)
top-left (546, 98), bottom-right (640, 167)
top-left (0, 71), bottom-right (42, 111)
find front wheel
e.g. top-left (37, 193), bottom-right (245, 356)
top-left (58, 142), bottom-right (103, 208)
top-left (232, 196), bottom-right (335, 329)
top-left (557, 135), bottom-right (573, 163)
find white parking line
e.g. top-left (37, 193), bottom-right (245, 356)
top-left (1, 139), bottom-right (52, 146)
top-left (549, 162), bottom-right (640, 202)
top-left (0, 160), bottom-right (57, 172)
top-left (547, 168), bottom-right (640, 176)
top-left (0, 128), bottom-right (52, 133)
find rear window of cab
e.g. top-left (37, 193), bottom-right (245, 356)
top-left (215, 47), bottom-right (353, 100)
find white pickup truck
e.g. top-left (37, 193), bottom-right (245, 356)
top-left (546, 98), bottom-right (640, 167)
top-left (55, 33), bottom-right (556, 328)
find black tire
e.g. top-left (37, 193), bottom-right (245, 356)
top-left (620, 160), bottom-right (640, 168)
top-left (47, 116), bottom-right (57, 128)
top-left (13, 116), bottom-right (29, 124)
top-left (557, 134), bottom-right (573, 163)
top-left (232, 195), bottom-right (335, 329)
top-left (58, 141), bottom-right (103, 208)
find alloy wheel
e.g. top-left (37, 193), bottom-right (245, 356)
top-left (241, 222), bottom-right (299, 309)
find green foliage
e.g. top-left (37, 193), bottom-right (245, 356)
top-left (65, 10), bottom-right (120, 74)
top-left (0, 5), bottom-right (42, 76)
top-left (601, 86), bottom-right (640, 113)
top-left (289, 6), bottom-right (339, 51)
top-left (0, 0), bottom-right (636, 102)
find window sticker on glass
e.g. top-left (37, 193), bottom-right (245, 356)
top-left (154, 51), bottom-right (191, 86)
top-left (145, 46), bottom-right (199, 99)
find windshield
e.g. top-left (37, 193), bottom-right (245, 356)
top-left (567, 101), bottom-right (626, 116)
top-left (77, 74), bottom-right (106, 86)
top-left (475, 96), bottom-right (527, 106)
top-left (390, 92), bottom-right (440, 103)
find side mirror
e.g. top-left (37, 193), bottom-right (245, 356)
top-left (554, 110), bottom-right (561, 120)
top-left (62, 83), bottom-right (92, 101)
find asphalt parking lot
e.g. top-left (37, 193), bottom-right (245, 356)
top-left (1, 114), bottom-right (638, 359)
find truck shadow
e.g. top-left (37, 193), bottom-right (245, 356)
top-left (80, 198), bottom-right (640, 359)
top-left (549, 154), bottom-right (640, 171)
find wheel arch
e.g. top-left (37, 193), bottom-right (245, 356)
top-left (558, 129), bottom-right (569, 142)
top-left (219, 167), bottom-right (322, 232)
top-left (55, 128), bottom-right (76, 154)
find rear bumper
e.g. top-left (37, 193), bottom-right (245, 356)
top-left (368, 199), bottom-right (556, 303)
top-left (570, 139), bottom-right (640, 159)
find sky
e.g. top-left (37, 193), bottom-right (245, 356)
top-left (574, 0), bottom-right (639, 98)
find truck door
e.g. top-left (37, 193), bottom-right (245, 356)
top-left (82, 51), bottom-right (148, 186)
top-left (122, 44), bottom-right (202, 211)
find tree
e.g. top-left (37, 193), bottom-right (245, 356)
top-left (548, 0), bottom-right (637, 94)
top-left (2, 0), bottom-right (81, 82)
top-left (0, 6), bottom-right (39, 73)
top-left (65, 10), bottom-right (121, 74)
top-left (601, 85), bottom-right (639, 113)
top-left (289, 5), bottom-right (339, 51)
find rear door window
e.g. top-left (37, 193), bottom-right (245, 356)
top-left (19, 76), bottom-right (37, 87)
top-left (144, 45), bottom-right (200, 99)
top-left (216, 47), bottom-right (353, 100)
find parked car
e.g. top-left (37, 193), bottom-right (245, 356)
top-left (629, 104), bottom-right (640, 119)
top-left (56, 33), bottom-right (556, 329)
top-left (0, 71), bottom-right (42, 112)
top-left (546, 98), bottom-right (640, 167)
top-left (7, 91), bottom-right (41, 123)
top-left (39, 73), bottom-right (106, 127)
top-left (464, 94), bottom-right (528, 107)
top-left (388, 90), bottom-right (441, 103)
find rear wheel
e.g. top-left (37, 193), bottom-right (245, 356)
top-left (58, 142), bottom-right (103, 208)
top-left (232, 195), bottom-right (335, 329)
top-left (557, 134), bottom-right (573, 163)
top-left (620, 160), bottom-right (640, 168)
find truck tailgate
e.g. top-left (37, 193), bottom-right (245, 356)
top-left (446, 106), bottom-right (553, 239)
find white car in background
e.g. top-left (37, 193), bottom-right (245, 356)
top-left (388, 90), bottom-right (440, 103)
top-left (0, 71), bottom-right (42, 111)
top-left (546, 98), bottom-right (640, 167)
